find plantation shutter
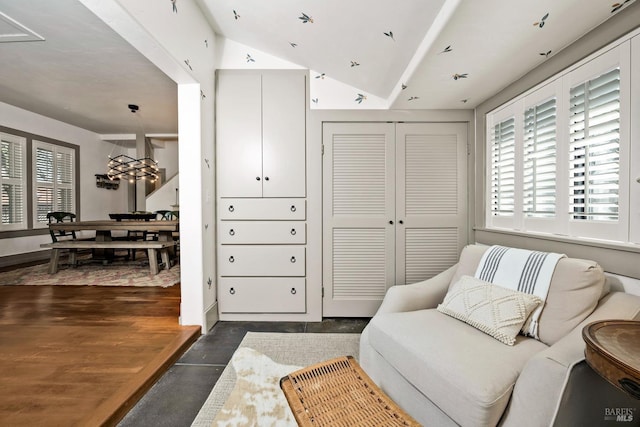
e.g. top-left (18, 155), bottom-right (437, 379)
top-left (569, 68), bottom-right (620, 222)
top-left (56, 149), bottom-right (74, 213)
top-left (523, 98), bottom-right (557, 218)
top-left (490, 117), bottom-right (516, 217)
top-left (0, 133), bottom-right (27, 229)
top-left (35, 144), bottom-right (54, 223)
top-left (34, 141), bottom-right (75, 225)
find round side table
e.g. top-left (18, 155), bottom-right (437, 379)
top-left (582, 320), bottom-right (640, 400)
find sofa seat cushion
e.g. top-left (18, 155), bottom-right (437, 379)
top-left (368, 309), bottom-right (548, 427)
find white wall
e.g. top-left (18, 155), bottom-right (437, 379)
top-left (0, 101), bottom-right (128, 257)
top-left (217, 37), bottom-right (388, 109)
top-left (146, 174), bottom-right (179, 213)
top-left (83, 0), bottom-right (218, 331)
top-left (152, 140), bottom-right (179, 179)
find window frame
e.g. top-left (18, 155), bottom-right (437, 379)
top-left (485, 41), bottom-right (631, 244)
top-left (0, 125), bottom-right (80, 239)
top-left (32, 140), bottom-right (76, 229)
top-left (1, 132), bottom-right (28, 231)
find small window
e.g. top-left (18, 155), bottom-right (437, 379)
top-left (33, 140), bottom-right (76, 228)
top-left (1, 133), bottom-right (27, 230)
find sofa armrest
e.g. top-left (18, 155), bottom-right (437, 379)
top-left (375, 264), bottom-right (457, 314)
top-left (500, 291), bottom-right (640, 427)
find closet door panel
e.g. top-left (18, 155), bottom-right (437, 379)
top-left (323, 122), bottom-right (395, 317)
top-left (395, 123), bottom-right (468, 285)
top-left (217, 73), bottom-right (263, 197)
top-left (262, 72), bottom-right (306, 197)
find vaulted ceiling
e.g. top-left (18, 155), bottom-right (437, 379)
top-left (201, 0), bottom-right (638, 109)
top-left (0, 0), bottom-right (637, 135)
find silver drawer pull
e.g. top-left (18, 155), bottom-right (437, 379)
top-left (228, 205), bottom-right (234, 212)
top-left (290, 228), bottom-right (296, 236)
top-left (229, 256), bottom-right (235, 263)
top-left (229, 229), bottom-right (235, 236)
top-left (290, 256), bottom-right (296, 263)
top-left (229, 287), bottom-right (236, 295)
top-left (291, 288), bottom-right (297, 295)
top-left (290, 205), bottom-right (297, 212)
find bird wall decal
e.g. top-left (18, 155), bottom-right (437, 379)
top-left (299, 13), bottom-right (314, 23)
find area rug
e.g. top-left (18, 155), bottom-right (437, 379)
top-left (1, 260), bottom-right (180, 287)
top-left (191, 332), bottom-right (361, 427)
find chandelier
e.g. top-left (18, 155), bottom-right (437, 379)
top-left (107, 154), bottom-right (159, 183)
top-left (106, 104), bottom-right (159, 183)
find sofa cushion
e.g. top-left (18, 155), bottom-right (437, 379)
top-left (448, 245), bottom-right (606, 346)
top-left (437, 276), bottom-right (542, 345)
top-left (368, 309), bottom-right (548, 427)
top-left (537, 257), bottom-right (605, 345)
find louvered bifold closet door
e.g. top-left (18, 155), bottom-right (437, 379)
top-left (323, 123), bottom-right (395, 317)
top-left (395, 123), bottom-right (467, 285)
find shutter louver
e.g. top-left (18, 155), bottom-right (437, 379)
top-left (524, 98), bottom-right (557, 217)
top-left (490, 117), bottom-right (515, 216)
top-left (569, 68), bottom-right (620, 221)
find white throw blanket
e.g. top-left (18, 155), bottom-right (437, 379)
top-left (474, 245), bottom-right (565, 339)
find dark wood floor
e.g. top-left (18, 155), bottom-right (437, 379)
top-left (0, 283), bottom-right (200, 426)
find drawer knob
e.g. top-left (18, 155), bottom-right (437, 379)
top-left (290, 256), bottom-right (296, 263)
top-left (229, 287), bottom-right (236, 295)
top-left (229, 229), bottom-right (235, 236)
top-left (229, 256), bottom-right (235, 263)
top-left (290, 205), bottom-right (297, 212)
top-left (290, 228), bottom-right (297, 236)
top-left (256, 176), bottom-right (261, 181)
top-left (291, 288), bottom-right (297, 295)
top-left (264, 176), bottom-right (269, 181)
top-left (228, 205), bottom-right (234, 212)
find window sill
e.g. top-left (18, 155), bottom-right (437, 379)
top-left (474, 227), bottom-right (640, 255)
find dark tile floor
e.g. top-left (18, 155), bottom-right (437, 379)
top-left (117, 318), bottom-right (369, 427)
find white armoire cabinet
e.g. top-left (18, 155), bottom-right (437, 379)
top-left (216, 70), bottom-right (309, 320)
top-left (216, 71), bottom-right (306, 198)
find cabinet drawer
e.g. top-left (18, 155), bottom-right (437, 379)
top-left (219, 278), bottom-right (306, 313)
top-left (219, 199), bottom-right (306, 220)
top-left (219, 222), bottom-right (306, 244)
top-left (218, 246), bottom-right (305, 276)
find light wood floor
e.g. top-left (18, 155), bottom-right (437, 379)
top-left (0, 283), bottom-right (200, 426)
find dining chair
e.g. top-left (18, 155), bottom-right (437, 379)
top-left (46, 211), bottom-right (77, 242)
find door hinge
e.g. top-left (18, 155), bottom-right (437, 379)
top-left (322, 287), bottom-right (324, 298)
top-left (321, 144), bottom-right (325, 155)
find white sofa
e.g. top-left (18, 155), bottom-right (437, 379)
top-left (360, 244), bottom-right (640, 426)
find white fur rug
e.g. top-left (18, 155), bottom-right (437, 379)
top-left (191, 332), bottom-right (361, 427)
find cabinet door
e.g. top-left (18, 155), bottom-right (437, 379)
top-left (262, 72), bottom-right (306, 197)
top-left (217, 72), bottom-right (263, 197)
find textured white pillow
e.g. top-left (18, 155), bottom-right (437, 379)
top-left (437, 275), bottom-right (542, 345)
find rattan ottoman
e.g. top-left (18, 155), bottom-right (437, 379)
top-left (280, 355), bottom-right (420, 427)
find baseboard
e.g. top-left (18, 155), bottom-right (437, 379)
top-left (0, 250), bottom-right (50, 268)
top-left (204, 301), bottom-right (219, 334)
